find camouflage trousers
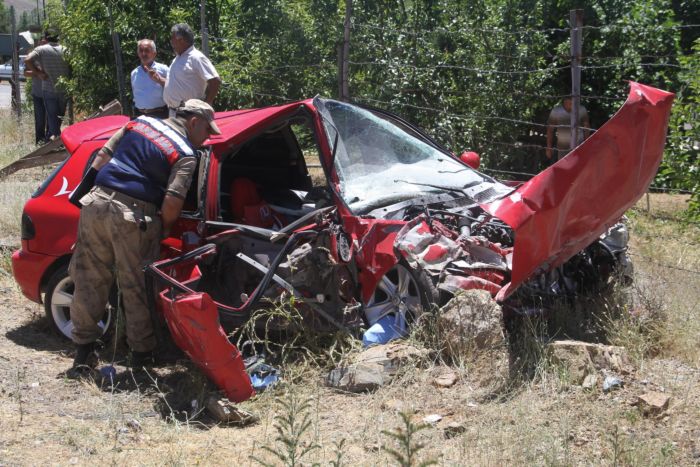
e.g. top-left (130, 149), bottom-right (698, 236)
top-left (69, 186), bottom-right (161, 352)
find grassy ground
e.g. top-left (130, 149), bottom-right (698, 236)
top-left (0, 117), bottom-right (698, 465)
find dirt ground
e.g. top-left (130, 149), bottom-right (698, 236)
top-left (1, 175), bottom-right (699, 466)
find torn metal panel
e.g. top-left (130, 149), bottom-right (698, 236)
top-left (483, 82), bottom-right (674, 300)
top-left (395, 214), bottom-right (510, 295)
top-left (160, 291), bottom-right (255, 403)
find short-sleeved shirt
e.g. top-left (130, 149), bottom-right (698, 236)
top-left (26, 42), bottom-right (69, 97)
top-left (130, 61), bottom-right (169, 110)
top-left (163, 45), bottom-right (219, 108)
top-left (548, 104), bottom-right (589, 149)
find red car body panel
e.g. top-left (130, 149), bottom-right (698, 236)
top-left (159, 290), bottom-right (255, 402)
top-left (11, 248), bottom-right (57, 302)
top-left (61, 115), bottom-right (130, 153)
top-left (342, 216), bottom-right (405, 302)
top-left (483, 82), bottom-right (674, 300)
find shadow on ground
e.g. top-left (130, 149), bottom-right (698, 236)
top-left (5, 315), bottom-right (70, 353)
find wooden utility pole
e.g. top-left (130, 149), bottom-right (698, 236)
top-left (569, 9), bottom-right (583, 152)
top-left (10, 6), bottom-right (21, 119)
top-left (340, 0), bottom-right (352, 101)
top-left (107, 6), bottom-right (128, 115)
top-left (200, 0), bottom-right (210, 57)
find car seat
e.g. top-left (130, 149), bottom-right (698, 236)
top-left (229, 177), bottom-right (283, 229)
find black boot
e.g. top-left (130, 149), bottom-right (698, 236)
top-left (129, 350), bottom-right (156, 369)
top-left (67, 342), bottom-right (99, 379)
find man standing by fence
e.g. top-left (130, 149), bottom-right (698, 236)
top-left (131, 39), bottom-right (169, 119)
top-left (163, 23), bottom-right (221, 117)
top-left (546, 96), bottom-right (591, 162)
top-left (25, 28), bottom-right (70, 140)
top-left (24, 37), bottom-right (48, 144)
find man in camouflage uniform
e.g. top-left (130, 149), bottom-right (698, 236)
top-left (68, 99), bottom-right (220, 376)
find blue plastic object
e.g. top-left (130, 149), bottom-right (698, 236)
top-left (250, 373), bottom-right (279, 391)
top-left (99, 365), bottom-right (116, 384)
top-left (362, 313), bottom-right (407, 347)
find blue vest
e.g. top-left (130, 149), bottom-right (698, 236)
top-left (95, 116), bottom-right (195, 205)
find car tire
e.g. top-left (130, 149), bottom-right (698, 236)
top-left (44, 264), bottom-right (114, 340)
top-left (364, 259), bottom-right (439, 328)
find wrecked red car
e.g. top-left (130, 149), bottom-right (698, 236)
top-left (13, 82), bottom-right (673, 402)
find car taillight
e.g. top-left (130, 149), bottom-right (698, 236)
top-left (21, 213), bottom-right (35, 240)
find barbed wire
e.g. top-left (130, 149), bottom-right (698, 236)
top-left (351, 22), bottom-right (569, 37)
top-left (581, 23), bottom-right (700, 32)
top-left (581, 62), bottom-right (682, 70)
top-left (351, 21), bottom-right (700, 41)
top-left (354, 96), bottom-right (599, 132)
top-left (628, 252), bottom-right (700, 276)
top-left (349, 60), bottom-right (569, 75)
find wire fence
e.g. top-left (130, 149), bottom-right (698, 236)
top-left (204, 12), bottom-right (699, 212)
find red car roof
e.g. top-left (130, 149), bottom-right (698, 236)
top-left (61, 100), bottom-right (313, 154)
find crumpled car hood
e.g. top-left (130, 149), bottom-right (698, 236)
top-left (483, 82), bottom-right (674, 300)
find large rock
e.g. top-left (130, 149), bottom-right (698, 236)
top-left (438, 290), bottom-right (505, 359)
top-left (636, 391), bottom-right (670, 417)
top-left (547, 340), bottom-right (631, 385)
top-left (326, 343), bottom-right (427, 392)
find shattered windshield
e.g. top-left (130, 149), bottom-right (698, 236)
top-left (314, 98), bottom-right (500, 211)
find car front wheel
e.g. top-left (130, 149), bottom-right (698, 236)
top-left (364, 260), bottom-right (439, 328)
top-left (44, 265), bottom-right (114, 340)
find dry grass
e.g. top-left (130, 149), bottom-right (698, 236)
top-left (0, 109), bottom-right (50, 244)
top-left (0, 116), bottom-right (698, 464)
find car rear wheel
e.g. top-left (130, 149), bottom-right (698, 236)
top-left (364, 260), bottom-right (439, 328)
top-left (44, 265), bottom-right (114, 340)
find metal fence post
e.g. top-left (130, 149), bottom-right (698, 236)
top-left (340, 0), bottom-right (352, 101)
top-left (569, 9), bottom-right (583, 152)
top-left (200, 0), bottom-right (210, 57)
top-left (107, 6), bottom-right (129, 116)
top-left (10, 6), bottom-right (22, 120)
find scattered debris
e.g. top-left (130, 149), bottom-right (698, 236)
top-left (362, 313), bottom-right (406, 347)
top-left (582, 373), bottom-right (599, 390)
top-left (327, 363), bottom-right (390, 392)
top-left (603, 376), bottom-right (624, 393)
top-left (245, 359), bottom-right (280, 392)
top-left (432, 368), bottom-right (458, 388)
top-left (438, 290), bottom-right (505, 359)
top-left (205, 395), bottom-right (258, 426)
top-left (126, 419), bottom-right (142, 432)
top-left (547, 340), bottom-right (631, 385)
top-left (423, 414), bottom-right (443, 425)
top-left (444, 421), bottom-right (467, 438)
top-left (327, 343), bottom-right (428, 393)
top-left (99, 365), bottom-right (116, 384)
top-left (635, 391), bottom-right (670, 416)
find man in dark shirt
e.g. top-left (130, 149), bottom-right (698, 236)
top-left (67, 99), bottom-right (220, 376)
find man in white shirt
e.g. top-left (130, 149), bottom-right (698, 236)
top-left (163, 23), bottom-right (221, 117)
top-left (130, 39), bottom-right (169, 119)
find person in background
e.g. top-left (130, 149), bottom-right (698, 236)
top-left (24, 37), bottom-right (48, 144)
top-left (130, 39), bottom-right (169, 119)
top-left (546, 96), bottom-right (591, 162)
top-left (163, 23), bottom-right (221, 117)
top-left (25, 28), bottom-right (70, 139)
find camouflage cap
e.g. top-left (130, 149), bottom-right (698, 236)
top-left (177, 99), bottom-right (221, 135)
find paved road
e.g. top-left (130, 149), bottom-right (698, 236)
top-left (0, 81), bottom-right (26, 109)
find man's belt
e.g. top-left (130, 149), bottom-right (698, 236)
top-left (94, 186), bottom-right (159, 215)
top-left (137, 105), bottom-right (168, 115)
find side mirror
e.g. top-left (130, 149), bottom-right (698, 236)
top-left (459, 151), bottom-right (480, 169)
